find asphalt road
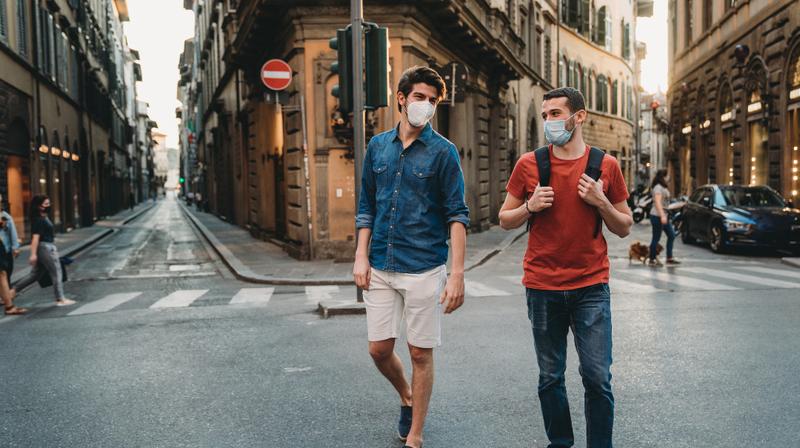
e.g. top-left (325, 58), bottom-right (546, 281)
top-left (1, 198), bottom-right (798, 447)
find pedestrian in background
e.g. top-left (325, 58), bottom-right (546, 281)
top-left (16, 195), bottom-right (75, 307)
top-left (353, 66), bottom-right (469, 448)
top-left (0, 214), bottom-right (24, 315)
top-left (649, 169), bottom-right (680, 266)
top-left (499, 87), bottom-right (632, 448)
top-left (0, 193), bottom-right (21, 282)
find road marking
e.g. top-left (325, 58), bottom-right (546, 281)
top-left (609, 277), bottom-right (662, 293)
top-left (230, 287), bottom-right (274, 305)
top-left (168, 264), bottom-right (201, 272)
top-left (306, 286), bottom-right (339, 303)
top-left (623, 269), bottom-right (740, 291)
top-left (734, 266), bottom-right (800, 281)
top-left (0, 315), bottom-right (21, 325)
top-left (682, 267), bottom-right (800, 289)
top-left (464, 279), bottom-right (512, 297)
top-left (68, 292), bottom-right (143, 316)
top-left (150, 289), bottom-right (208, 309)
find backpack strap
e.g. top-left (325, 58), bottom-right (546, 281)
top-left (526, 146), bottom-right (550, 232)
top-left (586, 147), bottom-right (606, 238)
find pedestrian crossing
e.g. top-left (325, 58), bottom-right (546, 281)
top-left (1, 263), bottom-right (797, 322)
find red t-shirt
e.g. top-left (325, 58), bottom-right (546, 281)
top-left (506, 145), bottom-right (629, 290)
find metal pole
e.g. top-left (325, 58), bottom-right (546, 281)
top-left (300, 93), bottom-right (314, 260)
top-left (352, 0), bottom-right (366, 302)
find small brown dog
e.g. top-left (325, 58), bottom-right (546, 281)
top-left (628, 241), bottom-right (662, 263)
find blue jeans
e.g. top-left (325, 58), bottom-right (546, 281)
top-left (526, 284), bottom-right (614, 448)
top-left (649, 215), bottom-right (675, 260)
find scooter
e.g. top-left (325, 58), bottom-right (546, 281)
top-left (667, 195), bottom-right (688, 233)
top-left (632, 190), bottom-right (653, 223)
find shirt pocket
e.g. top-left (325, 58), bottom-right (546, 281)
top-left (372, 163), bottom-right (389, 190)
top-left (410, 166), bottom-right (436, 198)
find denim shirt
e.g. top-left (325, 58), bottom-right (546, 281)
top-left (0, 211), bottom-right (20, 253)
top-left (356, 123), bottom-right (470, 273)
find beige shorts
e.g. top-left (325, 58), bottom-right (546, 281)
top-left (364, 265), bottom-right (447, 349)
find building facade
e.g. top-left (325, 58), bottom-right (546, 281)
top-left (180, 0), bottom-right (643, 260)
top-left (0, 0), bottom-right (152, 240)
top-left (668, 0), bottom-right (800, 200)
top-left (638, 90), bottom-right (670, 185)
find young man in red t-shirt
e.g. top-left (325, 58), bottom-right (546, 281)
top-left (499, 87), bottom-right (632, 448)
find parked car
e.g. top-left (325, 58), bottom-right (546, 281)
top-left (680, 184), bottom-right (800, 254)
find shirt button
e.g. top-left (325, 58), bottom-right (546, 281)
top-left (394, 190), bottom-right (398, 193)
top-left (396, 172), bottom-right (400, 176)
top-left (388, 243), bottom-right (392, 247)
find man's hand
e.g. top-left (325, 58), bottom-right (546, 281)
top-left (353, 254), bottom-right (371, 290)
top-left (578, 174), bottom-right (608, 208)
top-left (440, 272), bottom-right (464, 314)
top-left (29, 255), bottom-right (37, 267)
top-left (527, 184), bottom-right (554, 213)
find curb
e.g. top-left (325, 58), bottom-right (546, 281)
top-left (317, 299), bottom-right (366, 319)
top-left (178, 201), bottom-right (353, 286)
top-left (781, 257), bottom-right (800, 268)
top-left (465, 228), bottom-right (526, 271)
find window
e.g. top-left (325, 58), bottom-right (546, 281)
top-left (15, 0), bottom-right (26, 56)
top-left (685, 0), bottom-right (694, 46)
top-left (621, 20), bottom-right (631, 59)
top-left (521, 9), bottom-right (530, 65)
top-left (587, 72), bottom-right (593, 109)
top-left (703, 0), bottom-right (712, 31)
top-left (596, 75), bottom-right (608, 112)
top-left (670, 0), bottom-right (677, 55)
top-left (594, 6), bottom-right (606, 46)
top-left (0, 0), bottom-right (8, 43)
top-left (724, 0), bottom-right (736, 12)
top-left (611, 79), bottom-right (618, 115)
top-left (544, 35), bottom-right (552, 83)
top-left (605, 10), bottom-right (613, 51)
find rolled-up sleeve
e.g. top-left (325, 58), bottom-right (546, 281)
top-left (439, 144), bottom-right (470, 228)
top-left (355, 140), bottom-right (377, 229)
top-left (8, 215), bottom-right (20, 250)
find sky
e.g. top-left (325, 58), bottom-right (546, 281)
top-left (636, 0), bottom-right (669, 94)
top-left (123, 0), bottom-right (194, 149)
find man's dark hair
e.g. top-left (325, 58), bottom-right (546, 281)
top-left (396, 66), bottom-right (447, 112)
top-left (543, 87), bottom-right (586, 114)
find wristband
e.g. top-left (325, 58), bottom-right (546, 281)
top-left (525, 200), bottom-right (535, 214)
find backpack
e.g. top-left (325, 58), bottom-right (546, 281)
top-left (526, 145), bottom-right (606, 238)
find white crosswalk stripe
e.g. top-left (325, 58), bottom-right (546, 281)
top-left (69, 292), bottom-right (143, 316)
top-left (609, 277), bottom-right (662, 293)
top-left (150, 289), bottom-right (208, 309)
top-left (734, 266), bottom-right (800, 281)
top-left (681, 267), bottom-right (800, 289)
top-left (230, 287), bottom-right (274, 305)
top-left (305, 286), bottom-right (340, 303)
top-left (623, 269), bottom-right (740, 291)
top-left (464, 279), bottom-right (512, 297)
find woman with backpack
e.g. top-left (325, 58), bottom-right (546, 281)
top-left (649, 169), bottom-right (680, 266)
top-left (17, 195), bottom-right (75, 307)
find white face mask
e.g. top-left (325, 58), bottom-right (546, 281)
top-left (405, 100), bottom-right (436, 128)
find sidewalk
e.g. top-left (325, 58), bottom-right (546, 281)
top-left (180, 200), bottom-right (526, 285)
top-left (10, 201), bottom-right (157, 289)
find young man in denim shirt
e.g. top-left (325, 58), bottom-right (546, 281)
top-left (499, 87), bottom-right (632, 448)
top-left (353, 66), bottom-right (469, 448)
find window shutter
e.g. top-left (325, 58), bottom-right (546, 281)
top-left (16, 0), bottom-right (26, 56)
top-left (0, 0), bottom-right (8, 42)
top-left (605, 14), bottom-right (612, 51)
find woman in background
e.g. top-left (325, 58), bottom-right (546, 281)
top-left (649, 169), bottom-right (680, 266)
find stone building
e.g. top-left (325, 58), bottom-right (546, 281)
top-left (0, 0), bottom-right (151, 238)
top-left (181, 0), bottom-right (644, 260)
top-left (668, 0), bottom-right (800, 200)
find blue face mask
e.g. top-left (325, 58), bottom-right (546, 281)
top-left (544, 112), bottom-right (578, 146)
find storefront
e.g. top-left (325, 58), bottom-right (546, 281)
top-left (0, 81), bottom-right (33, 237)
top-left (718, 84), bottom-right (735, 185)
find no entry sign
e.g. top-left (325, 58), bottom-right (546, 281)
top-left (261, 59), bottom-right (292, 91)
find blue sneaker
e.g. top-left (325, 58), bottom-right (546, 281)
top-left (398, 405), bottom-right (412, 441)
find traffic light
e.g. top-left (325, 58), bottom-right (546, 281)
top-left (364, 26), bottom-right (389, 109)
top-left (179, 177), bottom-right (185, 184)
top-left (329, 27), bottom-right (353, 114)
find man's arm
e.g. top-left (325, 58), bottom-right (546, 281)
top-left (354, 142), bottom-right (377, 290)
top-left (499, 185), bottom-right (554, 229)
top-left (441, 221), bottom-right (465, 314)
top-left (578, 173), bottom-right (633, 238)
top-left (353, 228), bottom-right (372, 290)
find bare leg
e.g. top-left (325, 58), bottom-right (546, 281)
top-left (369, 339), bottom-right (413, 406)
top-left (405, 344), bottom-right (434, 448)
top-left (0, 272), bottom-right (11, 309)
